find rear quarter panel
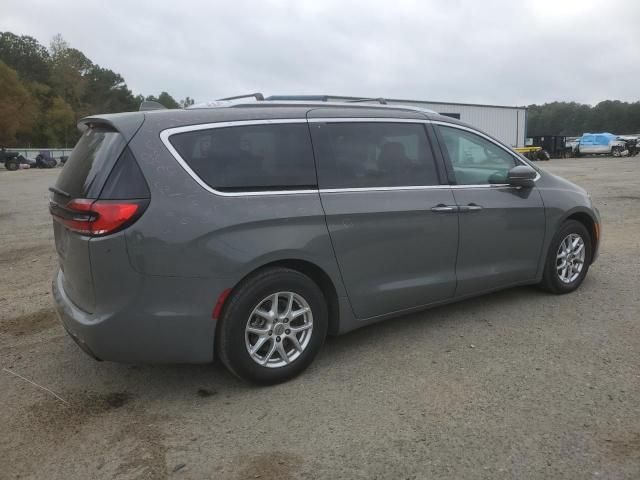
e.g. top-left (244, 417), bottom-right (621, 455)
top-left (123, 119), bottom-right (347, 296)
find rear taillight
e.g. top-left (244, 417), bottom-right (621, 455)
top-left (50, 198), bottom-right (148, 236)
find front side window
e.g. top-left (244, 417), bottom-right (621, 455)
top-left (437, 125), bottom-right (517, 185)
top-left (169, 123), bottom-right (316, 192)
top-left (311, 122), bottom-right (439, 189)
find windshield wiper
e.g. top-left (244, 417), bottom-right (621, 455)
top-left (48, 186), bottom-right (71, 198)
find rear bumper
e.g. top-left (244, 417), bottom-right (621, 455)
top-left (52, 269), bottom-right (216, 364)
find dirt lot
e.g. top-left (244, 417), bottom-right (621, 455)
top-left (1, 156), bottom-right (639, 480)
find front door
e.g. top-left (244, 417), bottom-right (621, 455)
top-left (434, 123), bottom-right (546, 296)
top-left (308, 117), bottom-right (459, 319)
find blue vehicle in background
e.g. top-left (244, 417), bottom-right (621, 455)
top-left (575, 133), bottom-right (628, 157)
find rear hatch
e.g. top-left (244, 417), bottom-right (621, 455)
top-left (50, 122), bottom-right (149, 312)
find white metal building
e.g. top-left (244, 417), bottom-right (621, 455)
top-left (289, 95), bottom-right (527, 147)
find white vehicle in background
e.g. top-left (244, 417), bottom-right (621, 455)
top-left (575, 133), bottom-right (628, 157)
top-left (565, 137), bottom-right (581, 155)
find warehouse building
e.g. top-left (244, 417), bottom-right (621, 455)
top-left (267, 95), bottom-right (527, 147)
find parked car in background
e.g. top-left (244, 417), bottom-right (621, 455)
top-left (1, 148), bottom-right (36, 170)
top-left (565, 137), bottom-right (581, 156)
top-left (35, 151), bottom-right (57, 168)
top-left (617, 136), bottom-right (639, 156)
top-left (50, 97), bottom-right (601, 384)
top-left (1, 147), bottom-right (21, 170)
top-left (576, 133), bottom-right (627, 157)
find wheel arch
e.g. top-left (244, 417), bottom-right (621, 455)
top-left (563, 210), bottom-right (599, 263)
top-left (218, 258), bottom-right (341, 337)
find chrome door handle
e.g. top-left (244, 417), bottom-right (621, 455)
top-left (459, 203), bottom-right (483, 212)
top-left (431, 204), bottom-right (458, 213)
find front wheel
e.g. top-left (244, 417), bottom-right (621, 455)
top-left (612, 147), bottom-right (622, 157)
top-left (216, 267), bottom-right (328, 384)
top-left (539, 220), bottom-right (592, 294)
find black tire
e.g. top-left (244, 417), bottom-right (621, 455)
top-left (216, 267), bottom-right (328, 385)
top-left (539, 220), bottom-right (592, 294)
top-left (5, 159), bottom-right (19, 171)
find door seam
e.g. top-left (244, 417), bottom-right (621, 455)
top-left (303, 116), bottom-right (358, 320)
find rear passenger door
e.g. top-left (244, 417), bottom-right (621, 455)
top-left (308, 117), bottom-right (459, 319)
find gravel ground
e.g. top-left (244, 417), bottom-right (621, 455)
top-left (1, 156), bottom-right (639, 480)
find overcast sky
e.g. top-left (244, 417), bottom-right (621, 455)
top-left (2, 0), bottom-right (639, 106)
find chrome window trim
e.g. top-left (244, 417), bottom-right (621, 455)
top-left (318, 184), bottom-right (511, 193)
top-left (159, 119), bottom-right (316, 197)
top-left (308, 117), bottom-right (430, 124)
top-left (159, 117), bottom-right (539, 197)
top-left (320, 185), bottom-right (450, 193)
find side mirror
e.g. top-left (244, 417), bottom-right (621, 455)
top-left (507, 165), bottom-right (537, 188)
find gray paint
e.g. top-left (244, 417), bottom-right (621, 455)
top-left (52, 102), bottom-right (600, 364)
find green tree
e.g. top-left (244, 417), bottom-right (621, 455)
top-left (18, 81), bottom-right (56, 146)
top-left (527, 101), bottom-right (640, 137)
top-left (49, 35), bottom-right (93, 114)
top-left (146, 91), bottom-right (180, 109)
top-left (0, 61), bottom-right (37, 145)
top-left (43, 97), bottom-right (76, 147)
top-left (0, 32), bottom-right (50, 84)
top-left (0, 31), bottom-right (195, 146)
top-left (84, 66), bottom-right (138, 113)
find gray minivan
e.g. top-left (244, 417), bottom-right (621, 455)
top-left (51, 98), bottom-right (600, 384)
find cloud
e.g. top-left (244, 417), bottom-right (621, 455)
top-left (2, 0), bottom-right (639, 105)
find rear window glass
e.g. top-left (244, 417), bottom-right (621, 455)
top-left (55, 126), bottom-right (126, 198)
top-left (310, 122), bottom-right (439, 189)
top-left (169, 123), bottom-right (317, 192)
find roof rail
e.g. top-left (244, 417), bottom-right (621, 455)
top-left (217, 93), bottom-right (264, 101)
top-left (139, 100), bottom-right (167, 111)
top-left (346, 97), bottom-right (388, 105)
top-left (266, 95), bottom-right (329, 102)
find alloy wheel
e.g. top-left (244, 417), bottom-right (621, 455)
top-left (244, 291), bottom-right (313, 368)
top-left (556, 233), bottom-right (586, 284)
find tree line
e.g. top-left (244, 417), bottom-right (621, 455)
top-left (0, 32), bottom-right (193, 148)
top-left (527, 101), bottom-right (640, 137)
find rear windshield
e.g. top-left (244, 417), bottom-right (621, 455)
top-left (169, 123), bottom-right (316, 192)
top-left (55, 126), bottom-right (126, 198)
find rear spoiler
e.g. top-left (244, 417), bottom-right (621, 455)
top-left (78, 113), bottom-right (145, 143)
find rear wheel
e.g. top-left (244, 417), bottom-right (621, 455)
top-left (216, 267), bottom-right (328, 384)
top-left (539, 220), bottom-right (592, 294)
top-left (5, 159), bottom-right (19, 171)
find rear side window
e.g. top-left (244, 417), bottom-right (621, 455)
top-left (169, 123), bottom-right (317, 192)
top-left (55, 126), bottom-right (126, 198)
top-left (310, 122), bottom-right (439, 189)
